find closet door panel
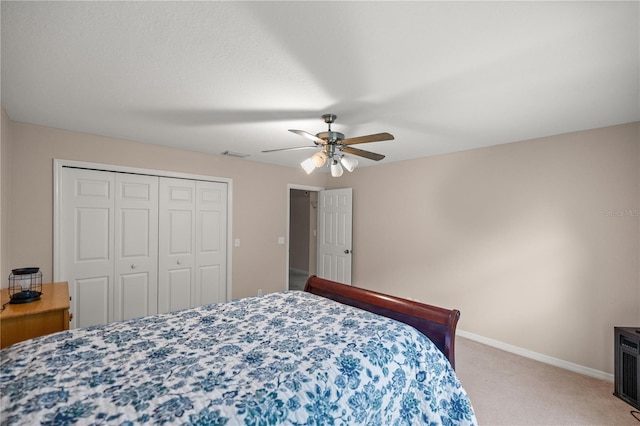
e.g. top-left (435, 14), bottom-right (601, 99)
top-left (159, 178), bottom-right (196, 313)
top-left (168, 268), bottom-right (192, 311)
top-left (75, 276), bottom-right (110, 327)
top-left (114, 174), bottom-right (159, 321)
top-left (195, 181), bottom-right (228, 305)
top-left (198, 265), bottom-right (221, 305)
top-left (60, 168), bottom-right (115, 328)
top-left (168, 210), bottom-right (193, 254)
top-left (118, 273), bottom-right (152, 320)
top-left (77, 208), bottom-right (111, 261)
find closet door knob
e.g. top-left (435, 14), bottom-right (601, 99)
top-left (131, 264), bottom-right (137, 269)
top-left (177, 259), bottom-right (182, 265)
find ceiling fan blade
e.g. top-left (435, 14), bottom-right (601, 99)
top-left (289, 129), bottom-right (326, 145)
top-left (262, 146), bottom-right (318, 153)
top-left (342, 132), bottom-right (394, 145)
top-left (341, 146), bottom-right (386, 161)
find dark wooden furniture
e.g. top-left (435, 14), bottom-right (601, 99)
top-left (614, 326), bottom-right (640, 409)
top-left (304, 275), bottom-right (461, 369)
top-left (0, 282), bottom-right (70, 349)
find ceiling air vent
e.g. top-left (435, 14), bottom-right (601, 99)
top-left (221, 151), bottom-right (249, 158)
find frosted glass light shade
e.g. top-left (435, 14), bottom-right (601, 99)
top-left (301, 158), bottom-right (316, 174)
top-left (340, 156), bottom-right (358, 172)
top-left (330, 160), bottom-right (344, 177)
top-left (311, 151), bottom-right (328, 167)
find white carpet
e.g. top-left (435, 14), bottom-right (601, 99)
top-left (288, 269), bottom-right (309, 291)
top-left (455, 337), bottom-right (638, 425)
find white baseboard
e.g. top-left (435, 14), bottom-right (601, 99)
top-left (457, 329), bottom-right (614, 382)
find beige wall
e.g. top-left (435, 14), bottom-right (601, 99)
top-left (331, 122), bottom-right (640, 374)
top-left (1, 108), bottom-right (12, 283)
top-left (0, 117), bottom-right (326, 299)
top-left (1, 112), bottom-right (638, 375)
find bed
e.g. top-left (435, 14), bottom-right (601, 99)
top-left (0, 276), bottom-right (477, 425)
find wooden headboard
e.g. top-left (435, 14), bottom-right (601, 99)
top-left (304, 275), bottom-right (461, 369)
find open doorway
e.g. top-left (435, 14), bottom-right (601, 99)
top-left (288, 188), bottom-right (319, 290)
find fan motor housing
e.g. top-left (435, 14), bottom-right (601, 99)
top-left (316, 131), bottom-right (344, 142)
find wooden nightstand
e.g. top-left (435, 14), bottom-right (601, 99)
top-left (0, 282), bottom-right (70, 349)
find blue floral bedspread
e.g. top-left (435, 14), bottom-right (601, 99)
top-left (0, 291), bottom-right (476, 425)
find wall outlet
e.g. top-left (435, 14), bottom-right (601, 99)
top-left (257, 288), bottom-right (263, 296)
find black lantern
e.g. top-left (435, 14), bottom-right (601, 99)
top-left (8, 267), bottom-right (42, 304)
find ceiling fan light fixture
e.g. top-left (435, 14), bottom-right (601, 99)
top-left (311, 151), bottom-right (328, 168)
top-left (330, 160), bottom-right (344, 177)
top-left (276, 114), bottom-right (393, 176)
top-left (301, 158), bottom-right (316, 174)
top-left (340, 156), bottom-right (358, 172)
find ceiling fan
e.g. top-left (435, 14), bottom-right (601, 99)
top-left (262, 114), bottom-right (394, 176)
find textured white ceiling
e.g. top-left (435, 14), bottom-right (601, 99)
top-left (2, 1), bottom-right (638, 169)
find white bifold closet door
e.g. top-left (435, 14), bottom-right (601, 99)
top-left (60, 169), bottom-right (159, 328)
top-left (60, 168), bottom-right (115, 328)
top-left (114, 173), bottom-right (159, 322)
top-left (60, 167), bottom-right (227, 329)
top-left (158, 178), bottom-right (227, 314)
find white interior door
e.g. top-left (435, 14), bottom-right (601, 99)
top-left (317, 188), bottom-right (353, 284)
top-left (195, 181), bottom-right (228, 305)
top-left (158, 178), bottom-right (196, 313)
top-left (114, 174), bottom-right (159, 321)
top-left (60, 168), bottom-right (114, 328)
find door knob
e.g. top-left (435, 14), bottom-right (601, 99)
top-left (344, 249), bottom-right (351, 254)
top-left (177, 259), bottom-right (182, 265)
top-left (131, 264), bottom-right (137, 269)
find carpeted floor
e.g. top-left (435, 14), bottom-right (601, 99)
top-left (288, 268), bottom-right (309, 291)
top-left (455, 337), bottom-right (639, 425)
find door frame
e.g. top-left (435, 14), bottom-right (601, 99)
top-left (53, 159), bottom-right (234, 300)
top-left (286, 184), bottom-right (323, 290)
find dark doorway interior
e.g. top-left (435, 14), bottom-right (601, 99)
top-left (289, 189), bottom-right (317, 290)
